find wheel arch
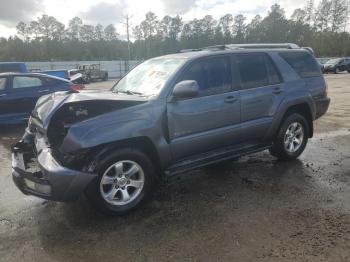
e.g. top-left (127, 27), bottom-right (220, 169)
top-left (279, 103), bottom-right (314, 138)
top-left (85, 136), bottom-right (162, 176)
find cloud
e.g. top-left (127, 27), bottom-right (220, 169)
top-left (161, 0), bottom-right (198, 14)
top-left (80, 1), bottom-right (126, 25)
top-left (0, 0), bottom-right (44, 27)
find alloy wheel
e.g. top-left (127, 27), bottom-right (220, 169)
top-left (100, 160), bottom-right (145, 206)
top-left (284, 122), bottom-right (304, 153)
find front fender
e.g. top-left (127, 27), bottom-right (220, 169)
top-left (58, 101), bottom-right (172, 170)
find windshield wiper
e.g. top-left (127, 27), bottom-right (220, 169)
top-left (115, 90), bottom-right (143, 95)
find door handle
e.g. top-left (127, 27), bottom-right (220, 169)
top-left (272, 87), bottom-right (283, 94)
top-left (38, 89), bottom-right (50, 93)
top-left (224, 96), bottom-right (238, 103)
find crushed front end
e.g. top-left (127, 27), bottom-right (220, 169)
top-left (12, 118), bottom-right (97, 202)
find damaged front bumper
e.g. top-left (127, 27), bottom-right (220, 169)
top-left (12, 133), bottom-right (97, 202)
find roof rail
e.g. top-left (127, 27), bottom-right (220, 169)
top-left (180, 43), bottom-right (307, 53)
top-left (226, 43), bottom-right (300, 49)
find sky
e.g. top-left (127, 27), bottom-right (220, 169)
top-left (0, 0), bottom-right (319, 38)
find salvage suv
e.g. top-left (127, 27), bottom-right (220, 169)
top-left (12, 43), bottom-right (330, 215)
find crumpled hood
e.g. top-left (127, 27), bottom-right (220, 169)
top-left (32, 89), bottom-right (148, 129)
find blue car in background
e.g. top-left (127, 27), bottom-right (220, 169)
top-left (0, 62), bottom-right (70, 80)
top-left (0, 73), bottom-right (84, 124)
top-left (0, 62), bottom-right (29, 73)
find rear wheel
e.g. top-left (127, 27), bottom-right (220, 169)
top-left (85, 148), bottom-right (157, 215)
top-left (269, 113), bottom-right (309, 160)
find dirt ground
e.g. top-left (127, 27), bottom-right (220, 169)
top-left (0, 74), bottom-right (350, 262)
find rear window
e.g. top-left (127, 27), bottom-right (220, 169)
top-left (279, 52), bottom-right (321, 78)
top-left (0, 64), bottom-right (22, 73)
top-left (45, 77), bottom-right (66, 86)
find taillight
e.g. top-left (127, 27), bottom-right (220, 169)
top-left (324, 82), bottom-right (328, 97)
top-left (70, 84), bottom-right (85, 91)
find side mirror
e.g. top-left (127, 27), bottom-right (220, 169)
top-left (171, 80), bottom-right (199, 100)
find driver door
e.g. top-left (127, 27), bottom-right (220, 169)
top-left (167, 55), bottom-right (241, 160)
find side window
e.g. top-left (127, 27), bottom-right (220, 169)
top-left (279, 51), bottom-right (321, 78)
top-left (237, 53), bottom-right (280, 89)
top-left (180, 56), bottom-right (231, 97)
top-left (265, 55), bottom-right (281, 85)
top-left (13, 76), bottom-right (43, 89)
top-left (0, 77), bottom-right (7, 91)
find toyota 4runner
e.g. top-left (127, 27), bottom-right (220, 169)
top-left (12, 43), bottom-right (330, 215)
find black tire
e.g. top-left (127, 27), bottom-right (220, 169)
top-left (85, 148), bottom-right (157, 216)
top-left (269, 113), bottom-right (309, 161)
top-left (347, 70), bottom-right (350, 73)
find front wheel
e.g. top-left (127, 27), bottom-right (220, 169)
top-left (85, 148), bottom-right (157, 215)
top-left (269, 113), bottom-right (309, 160)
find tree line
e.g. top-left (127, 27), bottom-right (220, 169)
top-left (0, 0), bottom-right (349, 61)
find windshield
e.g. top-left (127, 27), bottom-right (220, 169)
top-left (326, 58), bottom-right (341, 65)
top-left (113, 57), bottom-right (186, 96)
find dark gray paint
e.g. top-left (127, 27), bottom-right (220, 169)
top-left (12, 48), bottom-right (330, 202)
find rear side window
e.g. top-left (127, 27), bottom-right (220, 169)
top-left (237, 53), bottom-right (281, 89)
top-left (180, 56), bottom-right (231, 97)
top-left (13, 76), bottom-right (43, 89)
top-left (0, 77), bottom-right (6, 90)
top-left (279, 51), bottom-right (321, 78)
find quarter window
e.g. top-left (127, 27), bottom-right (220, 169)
top-left (279, 51), bottom-right (321, 78)
top-left (13, 76), bottom-right (43, 89)
top-left (180, 56), bottom-right (232, 97)
top-left (237, 53), bottom-right (281, 89)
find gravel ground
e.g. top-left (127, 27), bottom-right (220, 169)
top-left (0, 74), bottom-right (349, 262)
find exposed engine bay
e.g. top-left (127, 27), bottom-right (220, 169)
top-left (46, 100), bottom-right (145, 149)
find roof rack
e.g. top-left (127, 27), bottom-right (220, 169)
top-left (180, 45), bottom-right (241, 53)
top-left (180, 43), bottom-right (317, 54)
top-left (226, 43), bottom-right (300, 49)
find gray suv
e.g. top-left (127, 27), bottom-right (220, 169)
top-left (12, 43), bottom-right (330, 215)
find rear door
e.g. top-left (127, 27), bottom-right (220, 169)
top-left (236, 53), bottom-right (284, 144)
top-left (167, 55), bottom-right (241, 160)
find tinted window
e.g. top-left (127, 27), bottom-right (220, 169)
top-left (0, 64), bottom-right (22, 73)
top-left (237, 53), bottom-right (280, 89)
top-left (180, 56), bottom-right (231, 96)
top-left (279, 51), bottom-right (321, 78)
top-left (13, 76), bottom-right (43, 89)
top-left (0, 77), bottom-right (6, 90)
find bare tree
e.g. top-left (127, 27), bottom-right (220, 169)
top-left (330, 0), bottom-right (349, 32)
